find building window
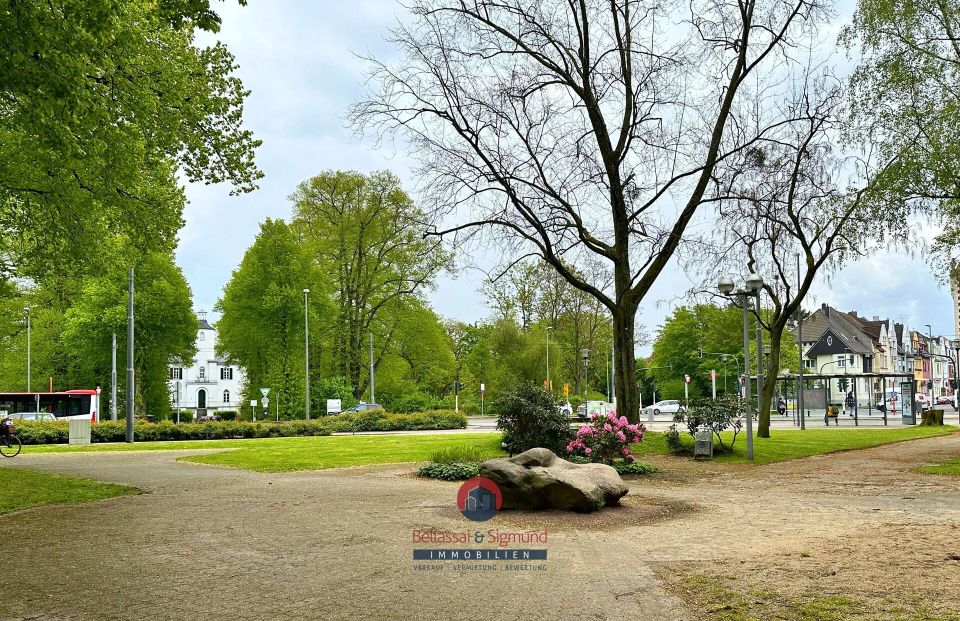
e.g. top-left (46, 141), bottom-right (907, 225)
top-left (199, 366), bottom-right (206, 381)
top-left (223, 390), bottom-right (230, 404)
top-left (836, 356), bottom-right (846, 368)
top-left (803, 359), bottom-right (816, 369)
top-left (169, 367), bottom-right (183, 380)
top-left (220, 367), bottom-right (233, 380)
top-left (199, 331), bottom-right (205, 341)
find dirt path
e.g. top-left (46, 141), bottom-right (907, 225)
top-left (1, 433), bottom-right (959, 621)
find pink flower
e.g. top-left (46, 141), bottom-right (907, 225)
top-left (619, 416), bottom-right (628, 426)
top-left (584, 447), bottom-right (592, 455)
top-left (603, 423), bottom-right (613, 432)
top-left (626, 454), bottom-right (636, 463)
top-left (632, 435), bottom-right (641, 443)
top-left (616, 431), bottom-right (626, 442)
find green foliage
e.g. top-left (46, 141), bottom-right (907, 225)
top-left (664, 425), bottom-right (685, 453)
top-left (417, 462), bottom-right (481, 480)
top-left (682, 396), bottom-right (745, 452)
top-left (495, 383), bottom-right (572, 455)
top-left (612, 460), bottom-right (659, 475)
top-left (0, 0), bottom-right (260, 280)
top-left (323, 410), bottom-right (466, 433)
top-left (63, 250), bottom-right (197, 417)
top-left (216, 218), bottom-right (327, 419)
top-left (290, 170), bottom-right (452, 401)
top-left (428, 444), bottom-right (490, 464)
top-left (648, 304), bottom-right (799, 400)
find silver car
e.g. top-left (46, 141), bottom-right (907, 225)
top-left (644, 400), bottom-right (686, 416)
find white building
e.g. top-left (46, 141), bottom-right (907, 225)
top-left (167, 311), bottom-right (244, 419)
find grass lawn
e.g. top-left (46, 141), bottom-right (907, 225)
top-left (916, 455), bottom-right (960, 476)
top-left (14, 425), bottom-right (955, 472)
top-left (0, 468), bottom-right (138, 514)
top-left (634, 425), bottom-right (956, 465)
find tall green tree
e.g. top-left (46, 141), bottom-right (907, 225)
top-left (291, 170), bottom-right (450, 400)
top-left (62, 250), bottom-right (197, 416)
top-left (844, 0), bottom-right (960, 272)
top-left (0, 0), bottom-right (261, 279)
top-left (216, 219), bottom-right (327, 419)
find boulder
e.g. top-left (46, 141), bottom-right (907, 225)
top-left (479, 448), bottom-right (628, 513)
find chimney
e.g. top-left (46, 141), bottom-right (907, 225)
top-left (821, 303), bottom-right (830, 318)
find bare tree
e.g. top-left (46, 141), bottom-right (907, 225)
top-left (693, 78), bottom-right (908, 436)
top-left (352, 0), bottom-right (828, 421)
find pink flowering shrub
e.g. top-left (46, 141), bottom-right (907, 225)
top-left (566, 410), bottom-right (645, 464)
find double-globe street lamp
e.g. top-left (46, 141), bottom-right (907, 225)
top-left (718, 273), bottom-right (764, 461)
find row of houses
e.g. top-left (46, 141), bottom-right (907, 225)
top-left (798, 303), bottom-right (956, 405)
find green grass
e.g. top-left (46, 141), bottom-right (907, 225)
top-left (636, 426), bottom-right (955, 465)
top-left (15, 425), bottom-right (955, 472)
top-left (0, 468), bottom-right (137, 514)
top-left (179, 433), bottom-right (507, 472)
top-left (916, 454), bottom-right (960, 476)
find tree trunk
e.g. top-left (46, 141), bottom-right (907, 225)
top-left (612, 308), bottom-right (640, 423)
top-left (757, 327), bottom-right (782, 438)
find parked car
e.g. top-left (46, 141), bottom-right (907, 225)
top-left (345, 402), bottom-right (384, 413)
top-left (559, 402), bottom-right (573, 417)
top-left (644, 400), bottom-right (685, 416)
top-left (935, 395), bottom-right (955, 406)
top-left (8, 411), bottom-right (57, 422)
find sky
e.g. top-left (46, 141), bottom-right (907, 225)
top-left (177, 0), bottom-right (957, 353)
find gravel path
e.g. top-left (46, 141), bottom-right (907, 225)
top-left (1, 432), bottom-right (958, 621)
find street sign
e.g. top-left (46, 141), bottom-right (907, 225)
top-left (709, 370), bottom-right (716, 381)
top-left (480, 383), bottom-right (485, 394)
top-left (261, 397), bottom-right (269, 408)
top-left (260, 387), bottom-right (271, 397)
top-left (326, 399), bottom-right (342, 414)
top-left (563, 383), bottom-right (569, 396)
top-left (684, 374), bottom-right (691, 384)
top-left (249, 400), bottom-right (257, 407)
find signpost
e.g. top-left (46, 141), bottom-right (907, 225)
top-left (684, 374), bottom-right (691, 405)
top-left (250, 399), bottom-right (258, 422)
top-left (326, 399), bottom-right (342, 415)
top-left (480, 383), bottom-right (486, 417)
top-left (710, 370), bottom-right (717, 400)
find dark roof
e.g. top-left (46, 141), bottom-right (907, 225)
top-left (199, 319), bottom-right (215, 331)
top-left (799, 305), bottom-right (878, 356)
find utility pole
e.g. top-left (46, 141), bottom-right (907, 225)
top-left (304, 289), bottom-right (310, 420)
top-left (111, 333), bottom-right (118, 420)
top-left (797, 255), bottom-right (805, 429)
top-left (369, 333), bottom-right (375, 404)
top-left (126, 268), bottom-right (135, 443)
top-left (755, 290), bottom-right (764, 415)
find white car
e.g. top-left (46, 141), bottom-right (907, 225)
top-left (644, 400), bottom-right (686, 416)
top-left (8, 411), bottom-right (57, 422)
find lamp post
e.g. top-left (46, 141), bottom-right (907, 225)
top-left (304, 288), bottom-right (310, 420)
top-left (925, 324), bottom-right (934, 410)
top-left (952, 339), bottom-right (960, 413)
top-left (581, 348), bottom-right (590, 411)
top-left (24, 306), bottom-right (31, 393)
top-left (718, 272), bottom-right (764, 460)
top-left (546, 326), bottom-right (553, 393)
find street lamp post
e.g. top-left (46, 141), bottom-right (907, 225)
top-left (925, 324), bottom-right (934, 411)
top-left (546, 326), bottom-right (553, 393)
top-left (304, 288), bottom-right (310, 420)
top-left (952, 340), bottom-right (960, 414)
top-left (24, 307), bottom-right (31, 393)
top-left (581, 348), bottom-right (590, 411)
top-left (718, 273), bottom-right (764, 461)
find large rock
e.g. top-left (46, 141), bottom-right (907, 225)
top-left (479, 448), bottom-right (628, 513)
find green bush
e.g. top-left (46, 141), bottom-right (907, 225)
top-left (681, 396), bottom-right (744, 452)
top-left (14, 419), bottom-right (332, 444)
top-left (428, 445), bottom-right (489, 464)
top-left (495, 382), bottom-right (572, 455)
top-left (324, 410), bottom-right (466, 433)
top-left (664, 425), bottom-right (685, 453)
top-left (417, 462), bottom-right (481, 480)
top-left (613, 460), bottom-right (659, 475)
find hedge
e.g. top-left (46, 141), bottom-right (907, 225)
top-left (12, 409), bottom-right (467, 445)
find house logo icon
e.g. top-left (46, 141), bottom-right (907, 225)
top-left (456, 477), bottom-right (502, 522)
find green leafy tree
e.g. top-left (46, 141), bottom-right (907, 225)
top-left (62, 251), bottom-right (197, 417)
top-left (291, 170), bottom-right (451, 399)
top-left (216, 219), bottom-right (327, 419)
top-left (0, 0), bottom-right (261, 280)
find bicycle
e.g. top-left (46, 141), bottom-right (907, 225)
top-left (0, 419), bottom-right (21, 457)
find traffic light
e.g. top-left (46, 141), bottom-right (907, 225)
top-left (453, 381), bottom-right (464, 395)
top-left (697, 347), bottom-right (703, 358)
top-left (838, 378), bottom-right (848, 391)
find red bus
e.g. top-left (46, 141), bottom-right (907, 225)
top-left (0, 390), bottom-right (100, 422)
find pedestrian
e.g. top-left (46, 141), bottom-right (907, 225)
top-left (845, 391), bottom-right (855, 416)
top-left (777, 396), bottom-right (787, 417)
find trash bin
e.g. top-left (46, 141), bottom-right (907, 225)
top-left (69, 419), bottom-right (91, 445)
top-left (693, 430), bottom-right (713, 460)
